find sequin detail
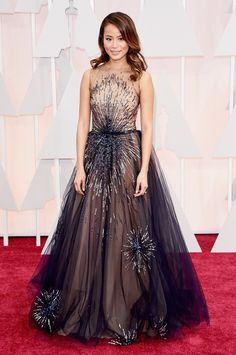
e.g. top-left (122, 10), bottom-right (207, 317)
top-left (108, 323), bottom-right (138, 346)
top-left (90, 72), bottom-right (139, 133)
top-left (122, 225), bottom-right (156, 273)
top-left (32, 289), bottom-right (61, 333)
top-left (84, 130), bottom-right (140, 227)
top-left (151, 315), bottom-right (168, 340)
top-left (83, 66), bottom-right (141, 238)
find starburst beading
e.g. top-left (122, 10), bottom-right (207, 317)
top-left (151, 315), bottom-right (168, 340)
top-left (108, 323), bottom-right (138, 345)
top-left (32, 288), bottom-right (61, 333)
top-left (122, 225), bottom-right (156, 273)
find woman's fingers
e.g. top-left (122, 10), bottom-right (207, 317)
top-left (82, 179), bottom-right (86, 192)
top-left (78, 181), bottom-right (84, 195)
top-left (134, 181), bottom-right (148, 197)
top-left (134, 180), bottom-right (141, 196)
top-left (74, 178), bottom-right (85, 195)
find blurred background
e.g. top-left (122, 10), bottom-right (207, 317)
top-left (0, 0), bottom-right (235, 252)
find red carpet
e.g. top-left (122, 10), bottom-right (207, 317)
top-left (0, 235), bottom-right (235, 354)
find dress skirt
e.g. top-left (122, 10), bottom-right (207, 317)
top-left (28, 129), bottom-right (210, 345)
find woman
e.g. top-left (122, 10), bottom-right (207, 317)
top-left (28, 11), bottom-right (210, 346)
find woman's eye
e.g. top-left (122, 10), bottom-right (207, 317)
top-left (105, 38), bottom-right (123, 41)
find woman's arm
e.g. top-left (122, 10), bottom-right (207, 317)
top-left (134, 70), bottom-right (154, 197)
top-left (139, 70), bottom-right (154, 173)
top-left (76, 68), bottom-right (91, 171)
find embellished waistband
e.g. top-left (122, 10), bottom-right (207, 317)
top-left (89, 129), bottom-right (138, 135)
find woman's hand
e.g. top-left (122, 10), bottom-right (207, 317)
top-left (74, 168), bottom-right (86, 195)
top-left (134, 170), bottom-right (148, 197)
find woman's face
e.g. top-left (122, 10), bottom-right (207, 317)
top-left (103, 23), bottom-right (129, 62)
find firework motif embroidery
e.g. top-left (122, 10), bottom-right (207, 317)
top-left (79, 66), bottom-right (142, 239)
top-left (122, 225), bottom-right (156, 273)
top-left (90, 71), bottom-right (139, 133)
top-left (32, 288), bottom-right (61, 333)
top-left (108, 323), bottom-right (138, 346)
top-left (151, 315), bottom-right (168, 340)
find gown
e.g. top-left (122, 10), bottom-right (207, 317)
top-left (28, 63), bottom-right (210, 346)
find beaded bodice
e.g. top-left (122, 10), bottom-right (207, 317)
top-left (89, 63), bottom-right (140, 133)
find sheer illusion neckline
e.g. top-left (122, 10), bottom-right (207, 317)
top-left (100, 62), bottom-right (132, 73)
top-left (90, 63), bottom-right (140, 101)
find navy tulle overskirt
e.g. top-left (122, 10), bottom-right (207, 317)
top-left (28, 129), bottom-right (210, 345)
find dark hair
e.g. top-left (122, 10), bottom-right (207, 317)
top-left (90, 12), bottom-right (147, 81)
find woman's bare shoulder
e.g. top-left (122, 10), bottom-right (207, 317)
top-left (140, 70), bottom-right (152, 82)
top-left (83, 67), bottom-right (93, 77)
top-left (140, 70), bottom-right (153, 89)
top-left (83, 65), bottom-right (103, 79)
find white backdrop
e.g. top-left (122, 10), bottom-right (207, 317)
top-left (0, 0), bottom-right (235, 252)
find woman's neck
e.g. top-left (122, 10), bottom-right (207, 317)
top-left (105, 59), bottom-right (130, 71)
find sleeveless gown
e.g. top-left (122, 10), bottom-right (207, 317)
top-left (28, 64), bottom-right (210, 346)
